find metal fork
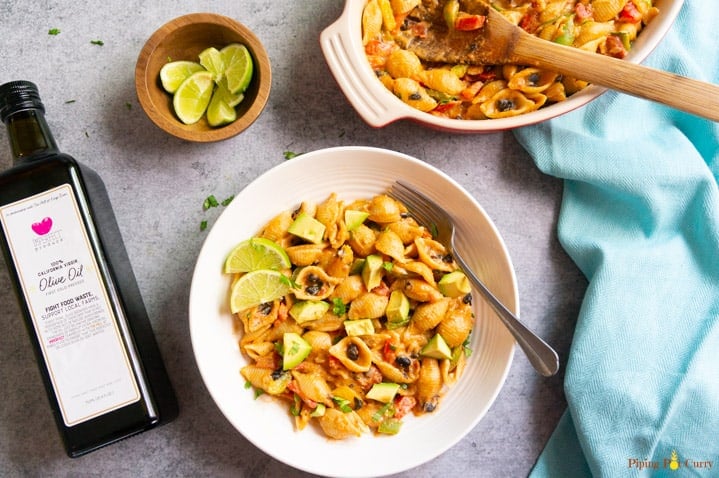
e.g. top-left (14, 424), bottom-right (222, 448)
top-left (388, 181), bottom-right (559, 377)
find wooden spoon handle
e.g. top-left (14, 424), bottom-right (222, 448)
top-left (513, 36), bottom-right (719, 122)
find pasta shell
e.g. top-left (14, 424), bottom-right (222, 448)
top-left (390, 0), bottom-right (420, 15)
top-left (362, 0), bottom-right (383, 45)
top-left (293, 266), bottom-right (341, 300)
top-left (348, 292), bottom-right (389, 320)
top-left (416, 357), bottom-right (442, 412)
top-left (591, 0), bottom-right (627, 22)
top-left (348, 223), bottom-right (377, 257)
top-left (302, 331), bottom-right (333, 359)
top-left (240, 365), bottom-right (291, 395)
top-left (386, 49), bottom-right (424, 79)
top-left (394, 278), bottom-right (444, 303)
top-left (292, 370), bottom-right (333, 406)
top-left (329, 336), bottom-right (373, 372)
top-left (368, 194), bottom-right (405, 224)
top-left (375, 229), bottom-right (406, 262)
top-left (319, 408), bottom-right (369, 439)
top-left (386, 217), bottom-right (425, 244)
top-left (403, 260), bottom-right (437, 287)
top-left (330, 274), bottom-right (367, 305)
top-left (260, 210), bottom-right (293, 243)
top-left (437, 298), bottom-right (474, 347)
top-left (286, 243), bottom-right (328, 267)
top-left (411, 298), bottom-right (451, 332)
top-left (507, 68), bottom-right (559, 94)
top-left (479, 89), bottom-right (546, 119)
top-left (415, 237), bottom-right (455, 272)
top-left (417, 68), bottom-right (467, 96)
top-left (392, 77), bottom-right (438, 112)
top-left (372, 351), bottom-right (420, 383)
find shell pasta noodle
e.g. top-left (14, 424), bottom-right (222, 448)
top-left (227, 193), bottom-right (476, 439)
top-left (363, 0), bottom-right (659, 119)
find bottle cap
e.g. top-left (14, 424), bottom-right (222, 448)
top-left (0, 81), bottom-right (45, 123)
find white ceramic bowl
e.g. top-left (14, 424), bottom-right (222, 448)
top-left (320, 0), bottom-right (683, 132)
top-left (189, 146), bottom-right (517, 477)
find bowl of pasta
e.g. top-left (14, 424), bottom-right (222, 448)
top-left (189, 146), bottom-right (517, 477)
top-left (320, 0), bottom-right (683, 132)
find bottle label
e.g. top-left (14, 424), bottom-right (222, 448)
top-left (0, 184), bottom-right (140, 426)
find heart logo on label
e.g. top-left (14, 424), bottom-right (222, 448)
top-left (31, 217), bottom-right (53, 235)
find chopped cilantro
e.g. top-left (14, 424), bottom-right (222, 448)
top-left (64, 100), bottom-right (76, 104)
top-left (283, 151), bottom-right (301, 160)
top-left (331, 298), bottom-right (346, 316)
top-left (332, 396), bottom-right (353, 413)
top-left (203, 195), bottom-right (219, 210)
top-left (48, 28), bottom-right (60, 35)
top-left (90, 40), bottom-right (104, 46)
top-left (200, 220), bottom-right (208, 231)
top-left (382, 261), bottom-right (393, 272)
top-left (221, 195), bottom-right (234, 206)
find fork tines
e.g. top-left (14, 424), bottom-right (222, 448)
top-left (387, 181), bottom-right (445, 229)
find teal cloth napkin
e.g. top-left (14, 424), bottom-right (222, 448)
top-left (514, 3), bottom-right (719, 477)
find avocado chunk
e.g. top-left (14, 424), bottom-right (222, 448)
top-left (438, 270), bottom-right (472, 298)
top-left (420, 333), bottom-right (453, 360)
top-left (344, 209), bottom-right (370, 231)
top-left (362, 254), bottom-right (384, 291)
top-left (288, 212), bottom-right (326, 244)
top-left (282, 332), bottom-right (312, 370)
top-left (344, 318), bottom-right (375, 336)
top-left (366, 382), bottom-right (401, 403)
top-left (386, 290), bottom-right (410, 328)
top-left (289, 300), bottom-right (330, 324)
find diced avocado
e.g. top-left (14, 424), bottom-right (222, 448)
top-left (366, 382), bottom-right (401, 403)
top-left (438, 270), bottom-right (472, 298)
top-left (344, 209), bottom-right (370, 232)
top-left (282, 332), bottom-right (312, 370)
top-left (289, 300), bottom-right (330, 324)
top-left (288, 212), bottom-right (326, 244)
top-left (362, 254), bottom-right (384, 291)
top-left (386, 290), bottom-right (410, 327)
top-left (349, 258), bottom-right (365, 275)
top-left (344, 318), bottom-right (375, 336)
top-left (420, 333), bottom-right (452, 360)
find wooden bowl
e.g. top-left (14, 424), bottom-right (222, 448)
top-left (135, 13), bottom-right (271, 142)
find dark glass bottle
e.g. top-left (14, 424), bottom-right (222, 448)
top-left (0, 80), bottom-right (178, 457)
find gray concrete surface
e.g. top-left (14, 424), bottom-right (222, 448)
top-left (0, 1), bottom-right (585, 476)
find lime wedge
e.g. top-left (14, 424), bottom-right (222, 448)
top-left (222, 43), bottom-right (253, 94)
top-left (224, 237), bottom-right (291, 274)
top-left (199, 47), bottom-right (225, 82)
top-left (172, 71), bottom-right (215, 125)
top-left (216, 79), bottom-right (245, 107)
top-left (207, 88), bottom-right (237, 127)
top-left (159, 60), bottom-right (205, 94)
top-left (230, 269), bottom-right (291, 313)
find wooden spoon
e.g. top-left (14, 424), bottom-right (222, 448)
top-left (397, 5), bottom-right (719, 121)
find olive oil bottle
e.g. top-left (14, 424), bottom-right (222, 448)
top-left (0, 80), bottom-right (178, 457)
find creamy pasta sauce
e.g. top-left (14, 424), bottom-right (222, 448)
top-left (230, 193), bottom-right (475, 439)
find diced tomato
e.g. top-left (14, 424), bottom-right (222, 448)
top-left (619, 1), bottom-right (642, 23)
top-left (574, 2), bottom-right (594, 22)
top-left (454, 14), bottom-right (486, 31)
top-left (394, 395), bottom-right (416, 419)
top-left (460, 81), bottom-right (484, 101)
top-left (382, 339), bottom-right (397, 363)
top-left (328, 355), bottom-right (343, 370)
top-left (519, 11), bottom-right (540, 33)
top-left (431, 101), bottom-right (462, 118)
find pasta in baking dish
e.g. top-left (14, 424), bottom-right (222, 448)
top-left (362, 0), bottom-right (659, 119)
top-left (229, 193), bottom-right (475, 439)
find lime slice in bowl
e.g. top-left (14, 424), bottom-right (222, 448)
top-left (230, 269), bottom-right (291, 313)
top-left (159, 60), bottom-right (205, 94)
top-left (199, 47), bottom-right (225, 82)
top-left (222, 43), bottom-right (253, 94)
top-left (207, 88), bottom-right (237, 127)
top-left (172, 71), bottom-right (215, 125)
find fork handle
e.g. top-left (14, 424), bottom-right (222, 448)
top-left (454, 254), bottom-right (559, 377)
